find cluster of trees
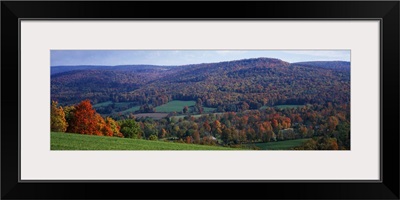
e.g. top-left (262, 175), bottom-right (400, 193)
top-left (116, 102), bottom-right (350, 150)
top-left (50, 100), bottom-right (141, 138)
top-left (52, 99), bottom-right (350, 150)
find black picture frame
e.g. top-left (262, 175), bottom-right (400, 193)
top-left (1, 1), bottom-right (399, 199)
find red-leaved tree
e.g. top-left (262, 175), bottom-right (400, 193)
top-left (68, 100), bottom-right (101, 135)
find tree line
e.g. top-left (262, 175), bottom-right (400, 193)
top-left (51, 99), bottom-right (350, 150)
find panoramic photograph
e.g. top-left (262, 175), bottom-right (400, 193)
top-left (50, 50), bottom-right (350, 150)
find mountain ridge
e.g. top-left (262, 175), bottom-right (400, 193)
top-left (51, 57), bottom-right (350, 110)
top-left (51, 57), bottom-right (349, 75)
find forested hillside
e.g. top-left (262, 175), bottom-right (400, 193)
top-left (51, 57), bottom-right (350, 150)
top-left (293, 61), bottom-right (350, 70)
top-left (51, 58), bottom-right (350, 109)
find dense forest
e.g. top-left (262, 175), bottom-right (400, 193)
top-left (51, 58), bottom-right (350, 150)
top-left (52, 58), bottom-right (350, 107)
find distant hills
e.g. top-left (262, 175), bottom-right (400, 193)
top-left (51, 58), bottom-right (350, 110)
top-left (51, 64), bottom-right (177, 75)
top-left (51, 59), bottom-right (350, 75)
top-left (293, 61), bottom-right (350, 70)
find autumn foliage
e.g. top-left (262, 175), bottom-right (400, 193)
top-left (67, 100), bottom-right (100, 135)
top-left (51, 101), bottom-right (68, 132)
top-left (106, 117), bottom-right (123, 137)
top-left (52, 99), bottom-right (122, 137)
top-left (50, 58), bottom-right (350, 150)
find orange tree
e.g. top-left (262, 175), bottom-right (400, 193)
top-left (68, 100), bottom-right (101, 135)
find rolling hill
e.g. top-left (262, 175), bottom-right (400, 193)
top-left (51, 64), bottom-right (178, 75)
top-left (51, 58), bottom-right (350, 112)
top-left (293, 61), bottom-right (350, 70)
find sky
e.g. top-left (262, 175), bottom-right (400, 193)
top-left (51, 50), bottom-right (350, 66)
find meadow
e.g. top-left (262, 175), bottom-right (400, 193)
top-left (154, 100), bottom-right (196, 113)
top-left (259, 105), bottom-right (305, 110)
top-left (51, 132), bottom-right (237, 150)
top-left (119, 106), bottom-right (140, 114)
top-left (133, 113), bottom-right (168, 120)
top-left (274, 105), bottom-right (305, 109)
top-left (171, 112), bottom-right (224, 120)
top-left (92, 101), bottom-right (113, 108)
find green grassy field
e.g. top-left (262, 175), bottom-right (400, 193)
top-left (51, 132), bottom-right (237, 150)
top-left (260, 105), bottom-right (305, 110)
top-left (93, 101), bottom-right (135, 108)
top-left (114, 102), bottom-right (133, 108)
top-left (274, 105), bottom-right (304, 109)
top-left (172, 112), bottom-right (225, 120)
top-left (155, 100), bottom-right (196, 113)
top-left (202, 107), bottom-right (216, 112)
top-left (93, 101), bottom-right (113, 108)
top-left (134, 113), bottom-right (169, 120)
top-left (172, 115), bottom-right (200, 120)
top-left (119, 106), bottom-right (140, 114)
top-left (251, 139), bottom-right (310, 150)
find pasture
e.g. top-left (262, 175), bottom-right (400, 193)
top-left (114, 102), bottom-right (134, 108)
top-left (133, 113), bottom-right (169, 120)
top-left (93, 101), bottom-right (113, 108)
top-left (172, 112), bottom-right (225, 120)
top-left (274, 105), bottom-right (304, 109)
top-left (155, 100), bottom-right (196, 113)
top-left (119, 106), bottom-right (140, 114)
top-left (260, 105), bottom-right (305, 110)
top-left (171, 114), bottom-right (203, 120)
top-left (202, 107), bottom-right (216, 112)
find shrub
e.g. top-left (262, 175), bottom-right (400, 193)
top-left (148, 134), bottom-right (158, 141)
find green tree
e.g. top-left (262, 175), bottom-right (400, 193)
top-left (143, 122), bottom-right (158, 139)
top-left (221, 128), bottom-right (232, 144)
top-left (148, 134), bottom-right (158, 141)
top-left (119, 119), bottom-right (142, 139)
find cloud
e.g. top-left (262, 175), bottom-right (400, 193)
top-left (215, 50), bottom-right (248, 55)
top-left (282, 50), bottom-right (350, 59)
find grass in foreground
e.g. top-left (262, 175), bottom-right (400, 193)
top-left (51, 132), bottom-right (238, 150)
top-left (251, 139), bottom-right (311, 150)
